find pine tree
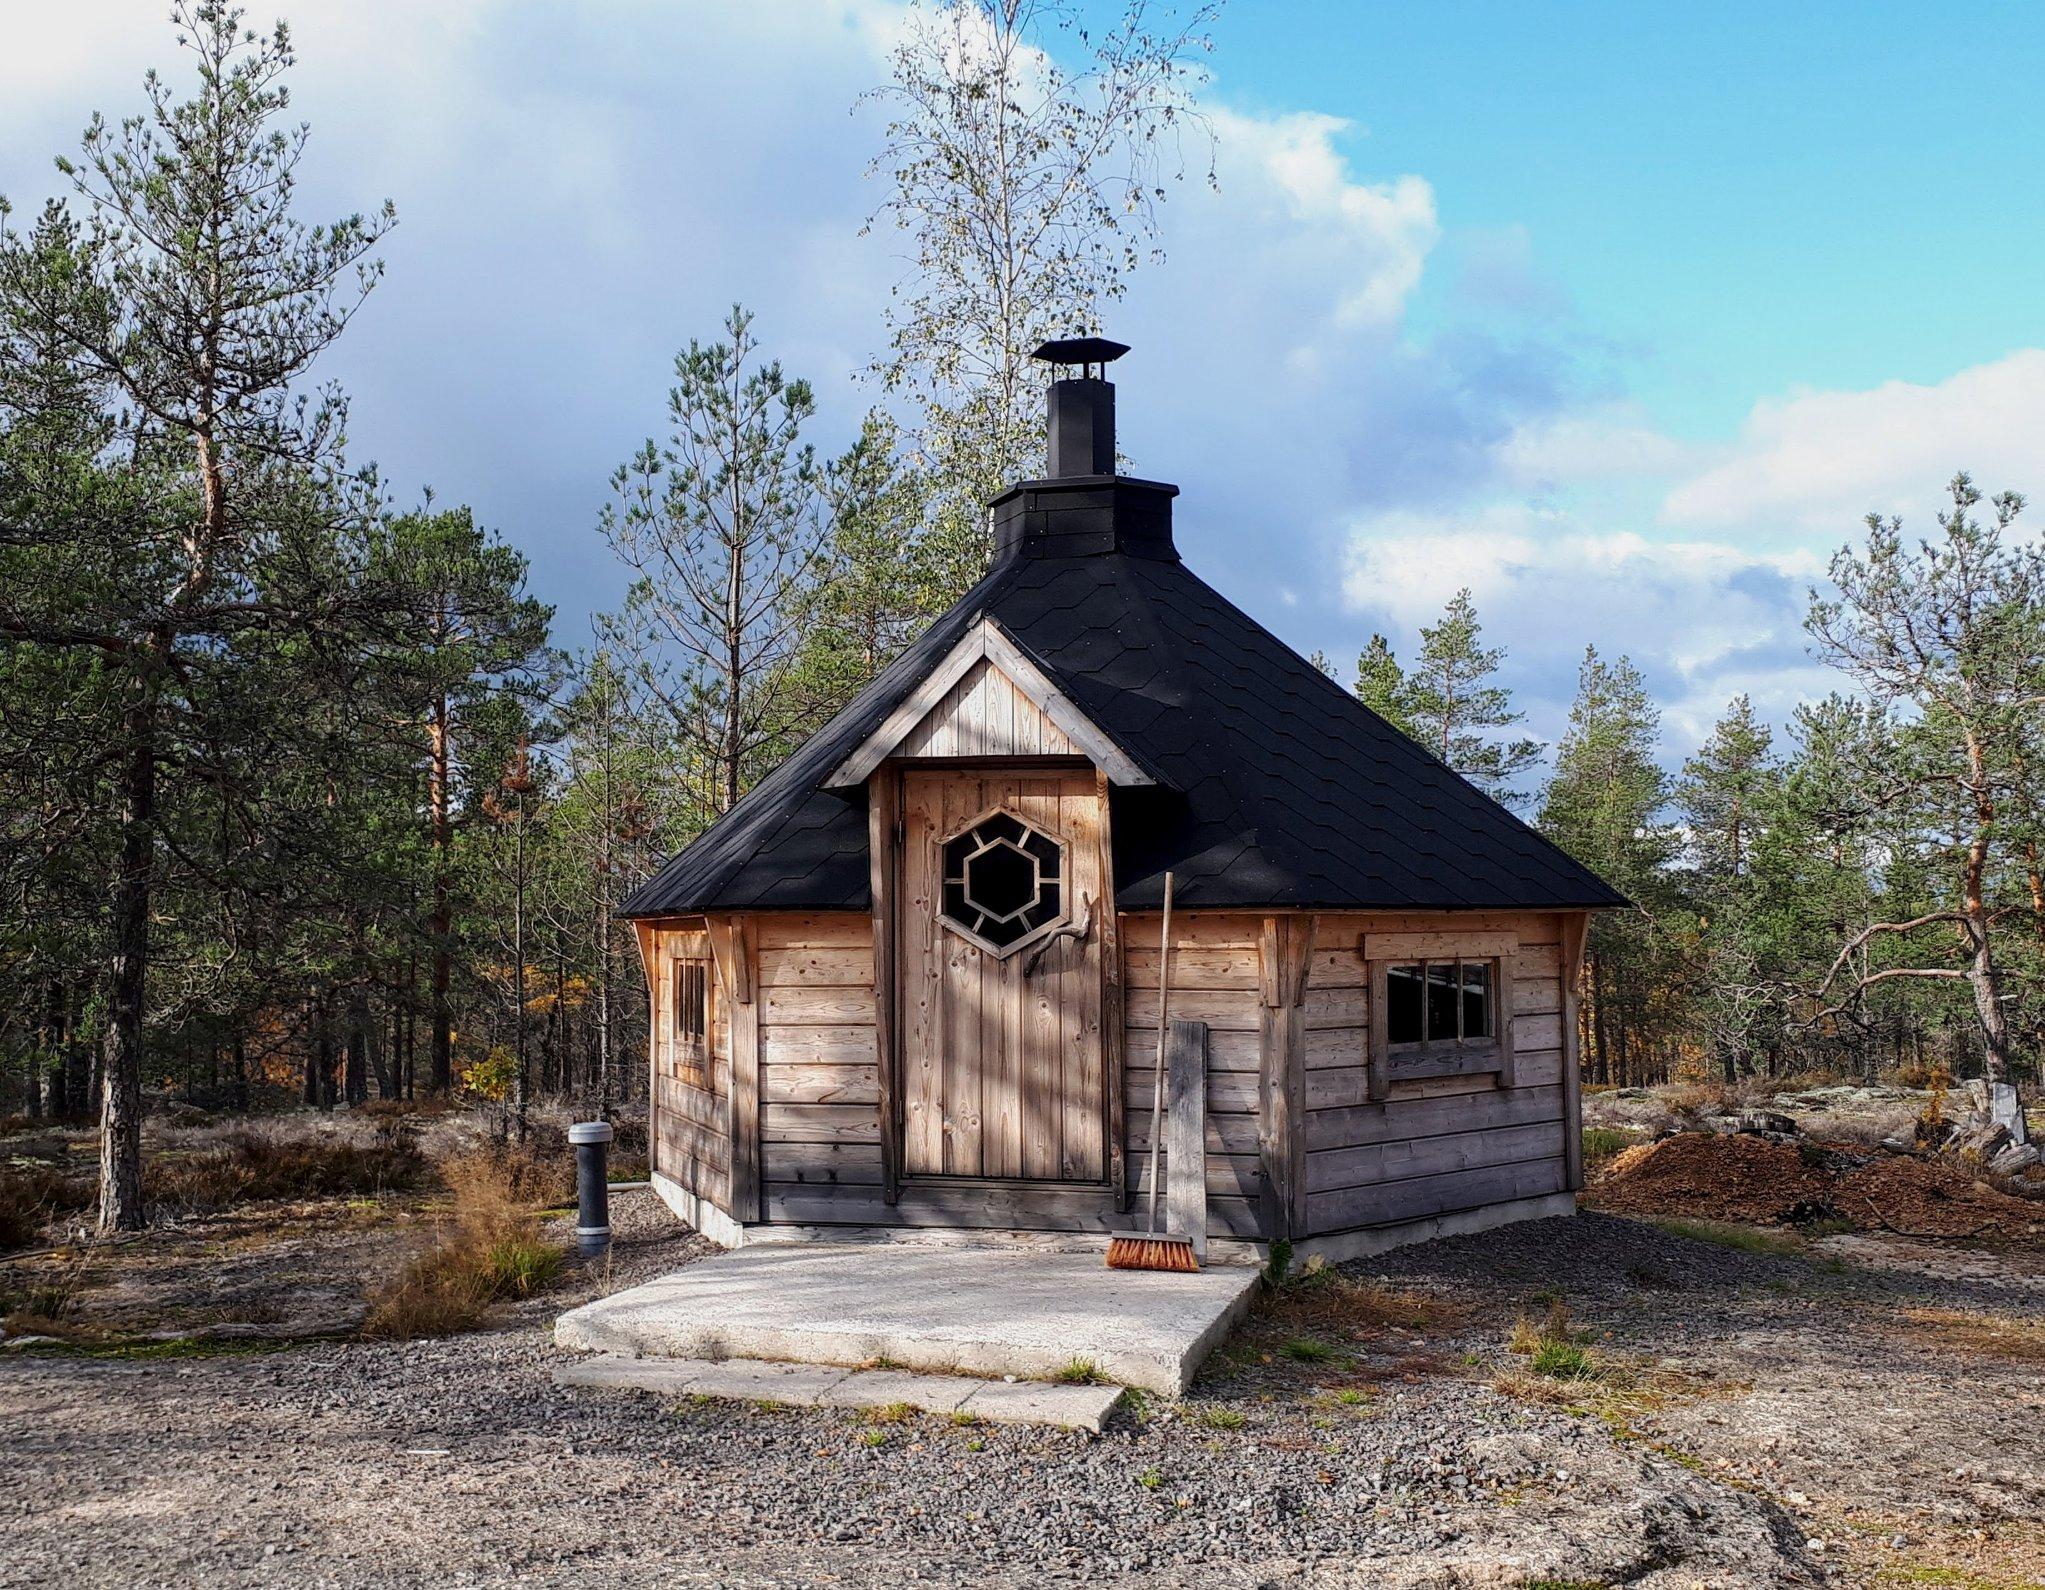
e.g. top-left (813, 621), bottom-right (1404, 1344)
top-left (0, 4), bottom-right (392, 1227)
top-left (1677, 696), bottom-right (1782, 1079)
top-left (1352, 634), bottom-right (1415, 737)
top-left (1541, 647), bottom-right (1679, 1084)
top-left (1401, 590), bottom-right (1544, 802)
top-left (599, 306), bottom-right (829, 817)
top-left (1806, 474), bottom-right (2043, 1083)
top-left (1680, 695), bottom-right (1778, 888)
top-left (786, 411), bottom-right (933, 725)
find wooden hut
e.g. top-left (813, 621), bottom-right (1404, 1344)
top-left (622, 338), bottom-right (1622, 1260)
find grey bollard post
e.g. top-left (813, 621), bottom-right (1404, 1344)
top-left (568, 1121), bottom-right (614, 1260)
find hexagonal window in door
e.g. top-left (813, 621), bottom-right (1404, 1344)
top-left (939, 809), bottom-right (1068, 956)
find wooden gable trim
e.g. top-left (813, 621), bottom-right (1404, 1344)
top-left (823, 617), bottom-right (1155, 790)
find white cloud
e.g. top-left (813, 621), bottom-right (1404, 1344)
top-left (1663, 348), bottom-right (2045, 533)
top-left (1341, 502), bottom-right (1828, 753)
top-left (1202, 108), bottom-right (1438, 330)
top-left (1497, 406), bottom-right (1698, 489)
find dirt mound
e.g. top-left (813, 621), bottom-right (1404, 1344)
top-left (1841, 1154), bottom-right (2043, 1239)
top-left (1593, 1132), bottom-right (1836, 1223)
top-left (1590, 1131), bottom-right (2044, 1239)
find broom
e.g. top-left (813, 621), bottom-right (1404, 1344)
top-left (1106, 872), bottom-right (1199, 1272)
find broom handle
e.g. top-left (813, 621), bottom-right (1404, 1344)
top-left (1146, 872), bottom-right (1174, 1235)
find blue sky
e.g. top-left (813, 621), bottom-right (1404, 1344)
top-left (6, 0), bottom-right (2044, 769)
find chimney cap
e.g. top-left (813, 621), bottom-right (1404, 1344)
top-left (1031, 336), bottom-right (1129, 371)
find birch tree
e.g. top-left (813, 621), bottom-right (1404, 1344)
top-left (867, 0), bottom-right (1216, 587)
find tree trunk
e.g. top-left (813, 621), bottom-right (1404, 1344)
top-left (345, 991), bottom-right (370, 1106)
top-left (302, 995), bottom-right (322, 1107)
top-left (1961, 831), bottom-right (2011, 1084)
top-left (369, 994), bottom-right (396, 1100)
top-left (316, 998), bottom-right (336, 1111)
top-left (98, 682), bottom-right (156, 1234)
top-left (231, 1031), bottom-right (248, 1113)
top-left (428, 692), bottom-right (455, 1094)
top-left (1588, 953), bottom-right (1610, 1086)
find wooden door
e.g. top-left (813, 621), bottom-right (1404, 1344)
top-left (898, 770), bottom-right (1106, 1182)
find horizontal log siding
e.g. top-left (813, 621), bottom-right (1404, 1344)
top-left (1303, 912), bottom-right (1571, 1236)
top-left (1123, 912), bottom-right (1267, 1240)
top-left (646, 923), bottom-right (732, 1214)
top-left (754, 915), bottom-right (882, 1195)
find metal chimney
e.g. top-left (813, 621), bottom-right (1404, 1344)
top-left (1033, 336), bottom-right (1129, 477)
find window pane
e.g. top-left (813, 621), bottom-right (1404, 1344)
top-left (1461, 961), bottom-right (1492, 1040)
top-left (1386, 964), bottom-right (1424, 1045)
top-left (1426, 962), bottom-right (1459, 1042)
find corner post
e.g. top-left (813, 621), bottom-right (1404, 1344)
top-left (710, 915), bottom-right (760, 1224)
top-left (1258, 915), bottom-right (1315, 1242)
top-left (1559, 911), bottom-right (1591, 1193)
top-left (1096, 768), bottom-right (1127, 1210)
top-left (869, 768), bottom-right (902, 1204)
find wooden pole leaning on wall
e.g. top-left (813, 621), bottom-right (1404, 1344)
top-left (1165, 1017), bottom-right (1209, 1261)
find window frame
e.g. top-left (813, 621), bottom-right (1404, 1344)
top-left (671, 953), bottom-right (714, 1092)
top-left (1367, 948), bottom-right (1514, 1101)
top-left (934, 805), bottom-right (1072, 959)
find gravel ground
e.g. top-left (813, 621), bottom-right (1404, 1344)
top-left (3, 1200), bottom-right (2039, 1589)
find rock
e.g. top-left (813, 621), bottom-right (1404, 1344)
top-left (1985, 1081), bottom-right (2028, 1145)
top-left (1734, 1111), bottom-right (1798, 1138)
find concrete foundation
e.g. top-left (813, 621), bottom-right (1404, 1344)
top-left (556, 1354), bottom-right (1126, 1431)
top-left (555, 1243), bottom-right (1260, 1396)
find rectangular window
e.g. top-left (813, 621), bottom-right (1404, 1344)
top-left (674, 957), bottom-right (710, 1089)
top-left (1384, 957), bottom-right (1497, 1050)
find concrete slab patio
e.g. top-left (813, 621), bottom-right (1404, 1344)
top-left (554, 1243), bottom-right (1261, 1395)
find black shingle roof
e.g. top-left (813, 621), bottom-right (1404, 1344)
top-left (622, 472), bottom-right (1624, 918)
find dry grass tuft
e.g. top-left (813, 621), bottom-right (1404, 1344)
top-left (1898, 1307), bottom-right (2045, 1365)
top-left (362, 1151), bottom-right (565, 1340)
top-left (155, 1127), bottom-right (427, 1213)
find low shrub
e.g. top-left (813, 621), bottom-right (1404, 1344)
top-left (1530, 1337), bottom-right (1599, 1380)
top-left (0, 1161), bottom-right (94, 1252)
top-left (155, 1127), bottom-right (427, 1213)
top-left (1581, 1126), bottom-right (1637, 1164)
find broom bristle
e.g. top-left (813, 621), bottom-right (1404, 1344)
top-left (1104, 1234), bottom-right (1200, 1272)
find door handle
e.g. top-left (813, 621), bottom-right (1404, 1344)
top-left (1023, 893), bottom-right (1094, 977)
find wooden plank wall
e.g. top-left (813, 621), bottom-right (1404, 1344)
top-left (1301, 911), bottom-right (1571, 1236)
top-left (647, 904), bottom-right (1577, 1244)
top-left (754, 914), bottom-right (884, 1217)
top-left (1124, 913), bottom-right (1266, 1239)
top-left (895, 657), bottom-right (1078, 760)
top-left (646, 923), bottom-right (733, 1213)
